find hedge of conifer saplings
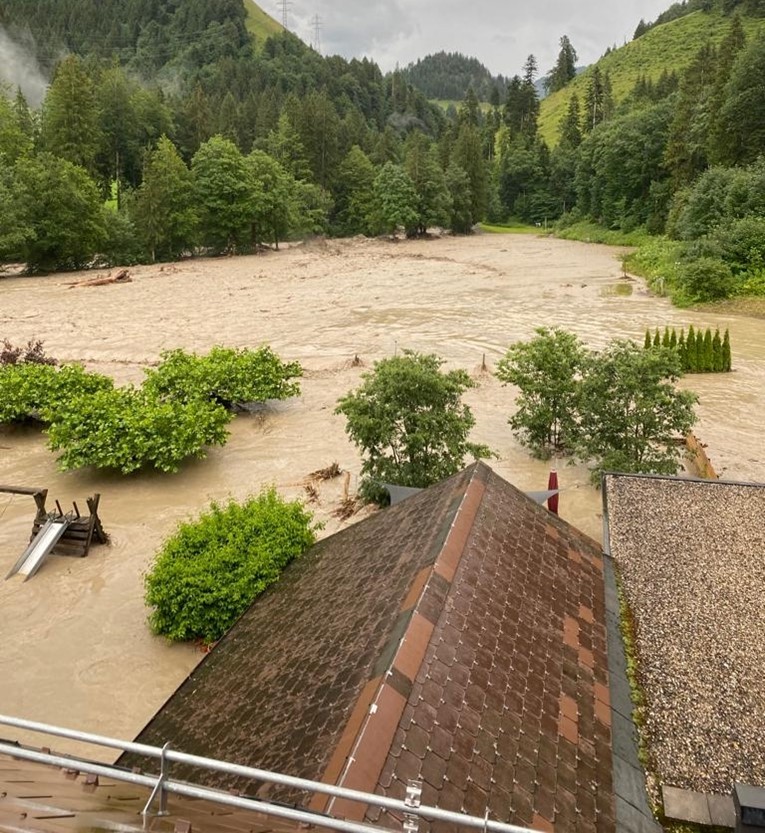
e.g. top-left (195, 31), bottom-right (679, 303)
top-left (644, 326), bottom-right (732, 373)
top-left (0, 342), bottom-right (302, 473)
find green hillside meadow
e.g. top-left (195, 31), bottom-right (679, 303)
top-left (539, 9), bottom-right (765, 145)
top-left (244, 0), bottom-right (283, 43)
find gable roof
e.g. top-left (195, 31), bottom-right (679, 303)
top-left (124, 463), bottom-right (615, 832)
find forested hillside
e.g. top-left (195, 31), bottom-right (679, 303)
top-left (400, 52), bottom-right (508, 102)
top-left (538, 6), bottom-right (765, 144)
top-left (1, 0), bottom-right (764, 310)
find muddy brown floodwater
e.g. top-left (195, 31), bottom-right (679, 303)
top-left (1, 233), bottom-right (764, 759)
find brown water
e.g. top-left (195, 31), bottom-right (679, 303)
top-left (1, 233), bottom-right (763, 756)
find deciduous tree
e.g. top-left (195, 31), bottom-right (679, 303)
top-left (336, 352), bottom-right (492, 502)
top-left (496, 327), bottom-right (587, 457)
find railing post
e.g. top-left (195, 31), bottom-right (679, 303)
top-left (403, 780), bottom-right (423, 833)
top-left (143, 741), bottom-right (172, 817)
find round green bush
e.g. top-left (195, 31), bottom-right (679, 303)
top-left (677, 257), bottom-right (735, 302)
top-left (145, 489), bottom-right (317, 643)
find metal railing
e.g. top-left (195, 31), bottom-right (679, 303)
top-left (0, 714), bottom-right (538, 833)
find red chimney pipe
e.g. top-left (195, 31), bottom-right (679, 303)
top-left (547, 469), bottom-right (559, 515)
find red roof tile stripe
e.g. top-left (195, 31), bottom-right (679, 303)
top-left (369, 467), bottom-right (616, 833)
top-left (329, 468), bottom-right (489, 821)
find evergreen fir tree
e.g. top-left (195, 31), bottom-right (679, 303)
top-left (687, 325), bottom-right (696, 371)
top-left (670, 329), bottom-right (678, 350)
top-left (644, 329), bottom-right (652, 349)
top-left (696, 327), bottom-right (705, 370)
top-left (712, 328), bottom-right (723, 371)
top-left (678, 330), bottom-right (687, 371)
top-left (653, 328), bottom-right (661, 348)
top-left (703, 328), bottom-right (713, 371)
top-left (662, 327), bottom-right (670, 348)
top-left (722, 329), bottom-right (732, 371)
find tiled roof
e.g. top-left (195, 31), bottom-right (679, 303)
top-left (0, 754), bottom-right (330, 833)
top-left (124, 463), bottom-right (615, 832)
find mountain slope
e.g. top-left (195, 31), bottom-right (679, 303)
top-left (244, 0), bottom-right (283, 44)
top-left (539, 9), bottom-right (765, 145)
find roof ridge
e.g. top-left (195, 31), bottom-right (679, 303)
top-left (322, 465), bottom-right (490, 821)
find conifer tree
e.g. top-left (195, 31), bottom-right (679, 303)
top-left (703, 328), bottom-right (714, 371)
top-left (653, 329), bottom-right (661, 348)
top-left (712, 328), bottom-right (723, 371)
top-left (687, 325), bottom-right (696, 371)
top-left (696, 328), bottom-right (705, 371)
top-left (722, 329), bottom-right (732, 371)
top-left (644, 329), bottom-right (652, 349)
top-left (41, 55), bottom-right (100, 174)
top-left (670, 329), bottom-right (678, 350)
top-left (545, 35), bottom-right (578, 94)
top-left (678, 330), bottom-right (687, 371)
top-left (662, 327), bottom-right (671, 348)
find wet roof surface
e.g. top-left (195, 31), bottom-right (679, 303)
top-left (123, 463), bottom-right (614, 832)
top-left (0, 754), bottom-right (323, 833)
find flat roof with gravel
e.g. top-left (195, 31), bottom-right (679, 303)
top-left (603, 473), bottom-right (765, 794)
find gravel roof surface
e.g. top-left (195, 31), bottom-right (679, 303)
top-left (604, 474), bottom-right (765, 794)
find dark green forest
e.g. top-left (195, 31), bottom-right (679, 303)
top-left (399, 52), bottom-right (508, 102)
top-left (1, 0), bottom-right (764, 307)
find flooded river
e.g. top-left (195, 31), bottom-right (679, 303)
top-left (1, 233), bottom-right (763, 756)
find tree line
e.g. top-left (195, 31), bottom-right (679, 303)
top-left (1, 0), bottom-right (763, 305)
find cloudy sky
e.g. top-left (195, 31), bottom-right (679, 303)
top-left (285, 0), bottom-right (672, 77)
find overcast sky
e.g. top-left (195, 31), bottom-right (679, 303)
top-left (285, 0), bottom-right (672, 77)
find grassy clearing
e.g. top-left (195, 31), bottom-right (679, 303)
top-left (479, 221), bottom-right (539, 235)
top-left (538, 11), bottom-right (765, 146)
top-left (695, 296), bottom-right (765, 319)
top-left (554, 220), bottom-right (652, 247)
top-left (243, 0), bottom-right (283, 44)
top-left (432, 99), bottom-right (492, 113)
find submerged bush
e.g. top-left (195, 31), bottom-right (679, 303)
top-left (143, 345), bottom-right (303, 407)
top-left (0, 362), bottom-right (113, 424)
top-left (46, 387), bottom-right (232, 473)
top-left (145, 489), bottom-right (317, 643)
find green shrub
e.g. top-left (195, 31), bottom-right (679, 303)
top-left (0, 362), bottom-right (113, 424)
top-left (46, 387), bottom-right (232, 473)
top-left (145, 489), bottom-right (317, 642)
top-left (677, 257), bottom-right (736, 302)
top-left (714, 216), bottom-right (765, 276)
top-left (143, 346), bottom-right (302, 407)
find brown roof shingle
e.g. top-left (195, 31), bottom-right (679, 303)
top-left (124, 463), bottom-right (615, 833)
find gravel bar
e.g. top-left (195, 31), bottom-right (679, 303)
top-left (604, 474), bottom-right (765, 794)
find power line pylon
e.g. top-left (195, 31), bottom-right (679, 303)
top-left (311, 13), bottom-right (323, 53)
top-left (276, 0), bottom-right (292, 30)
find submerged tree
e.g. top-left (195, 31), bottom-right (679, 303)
top-left (336, 352), bottom-right (492, 502)
top-left (496, 327), bottom-right (587, 457)
top-left (577, 340), bottom-right (697, 480)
